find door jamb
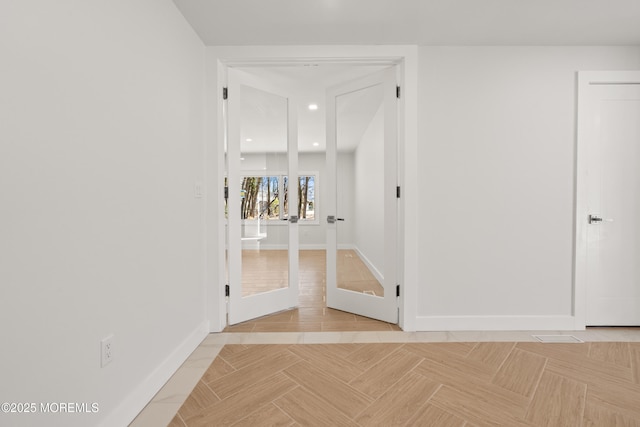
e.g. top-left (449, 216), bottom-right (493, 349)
top-left (574, 71), bottom-right (640, 329)
top-left (207, 47), bottom-right (418, 332)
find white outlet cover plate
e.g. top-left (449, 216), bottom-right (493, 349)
top-left (101, 335), bottom-right (114, 367)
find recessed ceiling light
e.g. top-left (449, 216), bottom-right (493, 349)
top-left (308, 104), bottom-right (318, 111)
top-left (240, 157), bottom-right (245, 160)
top-left (245, 138), bottom-right (252, 142)
top-left (312, 142), bottom-right (319, 147)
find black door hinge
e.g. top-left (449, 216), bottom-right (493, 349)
top-left (396, 186), bottom-right (401, 198)
top-left (396, 85), bottom-right (401, 99)
top-left (225, 284), bottom-right (230, 297)
top-left (223, 87), bottom-right (228, 100)
top-left (396, 284), bottom-right (400, 297)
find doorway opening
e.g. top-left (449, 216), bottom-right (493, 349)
top-left (223, 61), bottom-right (403, 331)
top-left (575, 71), bottom-right (640, 328)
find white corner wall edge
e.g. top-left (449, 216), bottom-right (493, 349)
top-left (98, 321), bottom-right (209, 427)
top-left (415, 315), bottom-right (578, 331)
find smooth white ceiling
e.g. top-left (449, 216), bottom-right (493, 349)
top-left (173, 0), bottom-right (640, 46)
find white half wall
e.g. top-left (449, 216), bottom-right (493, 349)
top-left (416, 46), bottom-right (640, 330)
top-left (0, 1), bottom-right (207, 426)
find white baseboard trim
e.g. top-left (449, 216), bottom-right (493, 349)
top-left (99, 320), bottom-right (209, 427)
top-left (353, 247), bottom-right (383, 284)
top-left (415, 315), bottom-right (577, 331)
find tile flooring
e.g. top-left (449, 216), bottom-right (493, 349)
top-left (224, 307), bottom-right (401, 333)
top-left (130, 328), bottom-right (640, 427)
top-left (241, 249), bottom-right (383, 299)
top-left (131, 250), bottom-right (640, 426)
top-left (227, 248), bottom-right (395, 333)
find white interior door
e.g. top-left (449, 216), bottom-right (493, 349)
top-left (325, 67), bottom-right (398, 323)
top-left (227, 68), bottom-right (299, 325)
top-left (581, 72), bottom-right (640, 326)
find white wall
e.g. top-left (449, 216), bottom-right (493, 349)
top-left (417, 46), bottom-right (640, 329)
top-left (354, 105), bottom-right (385, 277)
top-left (0, 1), bottom-right (207, 426)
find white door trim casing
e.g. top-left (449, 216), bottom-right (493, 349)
top-left (205, 45), bottom-right (418, 332)
top-left (574, 71), bottom-right (640, 329)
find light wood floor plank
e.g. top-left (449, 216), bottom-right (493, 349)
top-left (287, 344), bottom-right (365, 383)
top-left (232, 403), bottom-right (295, 427)
top-left (208, 348), bottom-right (300, 400)
top-left (283, 361), bottom-right (373, 418)
top-left (414, 357), bottom-right (531, 416)
top-left (519, 342), bottom-right (633, 385)
top-left (429, 385), bottom-right (536, 427)
top-left (581, 379), bottom-right (640, 419)
top-left (406, 342), bottom-right (477, 357)
top-left (184, 373), bottom-right (297, 427)
top-left (177, 380), bottom-right (220, 420)
top-left (354, 371), bottom-right (440, 426)
top-left (583, 396), bottom-right (640, 427)
top-left (405, 403), bottom-right (467, 427)
top-left (274, 387), bottom-right (360, 427)
top-left (406, 343), bottom-right (507, 382)
top-left (589, 342), bottom-right (632, 368)
top-left (349, 348), bottom-right (424, 399)
top-left (173, 342), bottom-right (640, 427)
top-left (545, 356), bottom-right (640, 415)
top-left (252, 322), bottom-right (322, 332)
top-left (466, 342), bottom-right (516, 372)
top-left (219, 344), bottom-right (291, 370)
top-left (345, 343), bottom-right (403, 370)
top-left (524, 371), bottom-right (587, 427)
top-left (168, 413), bottom-right (187, 427)
top-left (491, 348), bottom-right (547, 398)
top-left (628, 342), bottom-right (640, 384)
top-left (200, 356), bottom-right (236, 384)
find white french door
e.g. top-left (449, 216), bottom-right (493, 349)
top-left (579, 71), bottom-right (640, 326)
top-left (325, 67), bottom-right (398, 324)
top-left (227, 68), bottom-right (299, 325)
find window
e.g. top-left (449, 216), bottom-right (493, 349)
top-left (237, 173), bottom-right (316, 223)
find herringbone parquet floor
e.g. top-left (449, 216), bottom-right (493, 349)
top-left (168, 341), bottom-right (640, 426)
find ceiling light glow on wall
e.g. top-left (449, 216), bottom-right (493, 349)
top-left (245, 138), bottom-right (252, 142)
top-left (308, 104), bottom-right (318, 111)
top-left (312, 142), bottom-right (319, 147)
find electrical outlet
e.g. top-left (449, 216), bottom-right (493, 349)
top-left (101, 335), bottom-right (114, 367)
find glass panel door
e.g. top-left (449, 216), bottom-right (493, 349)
top-left (227, 68), bottom-right (298, 325)
top-left (326, 67), bottom-right (398, 324)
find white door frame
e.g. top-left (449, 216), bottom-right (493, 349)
top-left (205, 46), bottom-right (419, 332)
top-left (574, 70), bottom-right (640, 329)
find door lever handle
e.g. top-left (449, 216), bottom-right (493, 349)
top-left (589, 215), bottom-right (603, 224)
top-left (589, 214), bottom-right (613, 224)
top-left (327, 216), bottom-right (345, 224)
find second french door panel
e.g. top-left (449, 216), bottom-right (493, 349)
top-left (325, 66), bottom-right (399, 324)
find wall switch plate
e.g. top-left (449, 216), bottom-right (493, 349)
top-left (194, 181), bottom-right (203, 198)
top-left (101, 335), bottom-right (114, 367)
